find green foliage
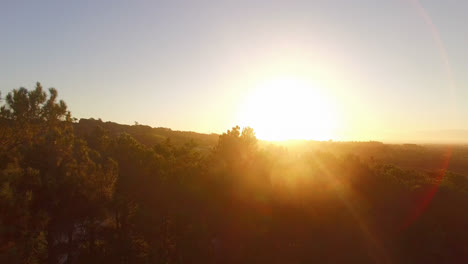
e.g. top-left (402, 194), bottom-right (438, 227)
top-left (0, 83), bottom-right (116, 263)
top-left (1, 84), bottom-right (467, 263)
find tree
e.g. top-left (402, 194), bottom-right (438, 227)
top-left (0, 83), bottom-right (116, 264)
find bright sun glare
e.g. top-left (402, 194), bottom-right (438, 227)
top-left (237, 77), bottom-right (338, 141)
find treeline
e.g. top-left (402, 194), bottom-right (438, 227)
top-left (74, 118), bottom-right (218, 153)
top-left (0, 83), bottom-right (467, 263)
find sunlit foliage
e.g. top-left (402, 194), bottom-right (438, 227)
top-left (1, 84), bottom-right (467, 263)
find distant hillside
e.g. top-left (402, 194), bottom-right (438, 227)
top-left (74, 119), bottom-right (468, 176)
top-left (74, 118), bottom-right (219, 152)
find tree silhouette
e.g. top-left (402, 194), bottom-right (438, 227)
top-left (1, 83), bottom-right (468, 263)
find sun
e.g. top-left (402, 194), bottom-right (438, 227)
top-left (236, 77), bottom-right (339, 141)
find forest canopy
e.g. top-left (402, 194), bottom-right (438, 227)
top-left (0, 83), bottom-right (467, 263)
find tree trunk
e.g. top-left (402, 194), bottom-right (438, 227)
top-left (89, 222), bottom-right (96, 258)
top-left (47, 226), bottom-right (56, 264)
top-left (65, 227), bottom-right (73, 264)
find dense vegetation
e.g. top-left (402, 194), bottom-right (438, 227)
top-left (1, 83), bottom-right (467, 263)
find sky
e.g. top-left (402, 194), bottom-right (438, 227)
top-left (2, 0), bottom-right (468, 142)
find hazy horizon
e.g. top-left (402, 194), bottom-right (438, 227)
top-left (3, 0), bottom-right (468, 141)
top-left (75, 117), bottom-right (468, 144)
top-left (4, 2), bottom-right (468, 263)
